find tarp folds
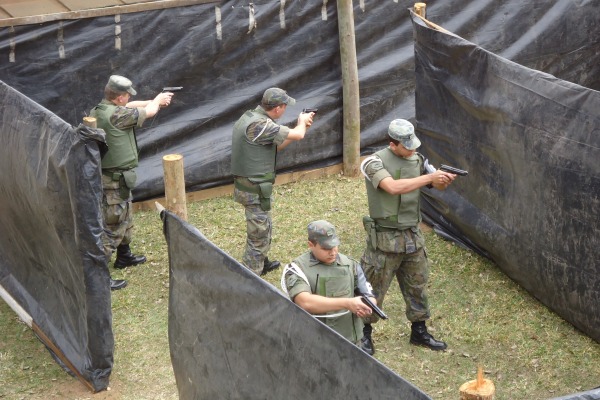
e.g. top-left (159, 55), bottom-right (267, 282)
top-left (162, 210), bottom-right (432, 400)
top-left (0, 82), bottom-right (113, 391)
top-left (0, 1), bottom-right (598, 202)
top-left (411, 13), bottom-right (600, 343)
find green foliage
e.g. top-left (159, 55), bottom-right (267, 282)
top-left (1, 175), bottom-right (598, 399)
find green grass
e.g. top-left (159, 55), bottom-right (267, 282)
top-left (1, 175), bottom-right (598, 399)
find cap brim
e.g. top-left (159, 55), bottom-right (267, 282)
top-left (402, 136), bottom-right (421, 150)
top-left (321, 237), bottom-right (341, 249)
top-left (127, 87), bottom-right (137, 96)
top-left (286, 97), bottom-right (296, 106)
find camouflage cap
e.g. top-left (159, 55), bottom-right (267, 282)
top-left (262, 87), bottom-right (296, 107)
top-left (388, 119), bottom-right (421, 150)
top-left (106, 75), bottom-right (137, 96)
top-left (307, 220), bottom-right (340, 249)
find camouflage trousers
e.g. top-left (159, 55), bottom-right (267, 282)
top-left (234, 187), bottom-right (273, 275)
top-left (360, 226), bottom-right (430, 324)
top-left (101, 174), bottom-right (134, 259)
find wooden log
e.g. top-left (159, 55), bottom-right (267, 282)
top-left (162, 154), bottom-right (188, 221)
top-left (82, 116), bottom-right (96, 128)
top-left (414, 3), bottom-right (426, 18)
top-left (336, 0), bottom-right (360, 177)
top-left (459, 366), bottom-right (495, 400)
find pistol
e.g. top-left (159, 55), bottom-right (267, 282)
top-left (440, 164), bottom-right (468, 176)
top-left (302, 108), bottom-right (318, 114)
top-left (162, 86), bottom-right (183, 92)
top-left (361, 295), bottom-right (388, 320)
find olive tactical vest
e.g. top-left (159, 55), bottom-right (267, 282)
top-left (230, 108), bottom-right (277, 180)
top-left (91, 102), bottom-right (139, 170)
top-left (293, 252), bottom-right (364, 343)
top-left (365, 147), bottom-right (424, 229)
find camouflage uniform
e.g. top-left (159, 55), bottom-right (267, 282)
top-left (360, 120), bottom-right (431, 325)
top-left (90, 98), bottom-right (147, 259)
top-left (284, 220), bottom-right (374, 344)
top-left (231, 88), bottom-right (294, 274)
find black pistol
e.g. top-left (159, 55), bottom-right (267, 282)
top-left (440, 164), bottom-right (468, 176)
top-left (361, 295), bottom-right (388, 320)
top-left (302, 108), bottom-right (318, 114)
top-left (162, 86), bottom-right (183, 92)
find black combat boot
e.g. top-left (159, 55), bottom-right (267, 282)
top-left (410, 321), bottom-right (447, 351)
top-left (110, 278), bottom-right (128, 291)
top-left (360, 323), bottom-right (375, 355)
top-left (113, 244), bottom-right (147, 269)
top-left (260, 257), bottom-right (281, 276)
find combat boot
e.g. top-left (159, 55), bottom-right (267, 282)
top-left (110, 278), bottom-right (128, 291)
top-left (261, 258), bottom-right (281, 276)
top-left (360, 323), bottom-right (375, 355)
top-left (410, 321), bottom-right (447, 351)
top-left (113, 244), bottom-right (147, 269)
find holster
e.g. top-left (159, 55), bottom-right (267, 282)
top-left (362, 216), bottom-right (377, 249)
top-left (256, 182), bottom-right (273, 212)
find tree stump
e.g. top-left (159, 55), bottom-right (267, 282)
top-left (459, 366), bottom-right (495, 400)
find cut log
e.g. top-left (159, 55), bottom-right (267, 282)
top-left (459, 365), bottom-right (495, 400)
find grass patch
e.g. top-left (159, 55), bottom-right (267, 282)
top-left (1, 175), bottom-right (599, 399)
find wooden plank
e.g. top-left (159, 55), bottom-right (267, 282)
top-left (60, 0), bottom-right (124, 12)
top-left (1, 0), bottom-right (68, 18)
top-left (0, 0), bottom-right (218, 27)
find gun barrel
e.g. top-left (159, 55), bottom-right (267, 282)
top-left (440, 164), bottom-right (468, 176)
top-left (162, 86), bottom-right (183, 92)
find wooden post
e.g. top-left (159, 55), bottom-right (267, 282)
top-left (83, 116), bottom-right (97, 128)
top-left (337, 0), bottom-right (360, 177)
top-left (162, 154), bottom-right (188, 221)
top-left (459, 365), bottom-right (495, 400)
top-left (414, 3), bottom-right (426, 18)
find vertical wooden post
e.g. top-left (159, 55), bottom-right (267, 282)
top-left (337, 0), bottom-right (360, 177)
top-left (162, 154), bottom-right (188, 221)
top-left (414, 2), bottom-right (426, 18)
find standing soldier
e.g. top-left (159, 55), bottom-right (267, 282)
top-left (91, 75), bottom-right (174, 290)
top-left (231, 88), bottom-right (314, 276)
top-left (360, 119), bottom-right (456, 351)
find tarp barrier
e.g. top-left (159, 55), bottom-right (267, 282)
top-left (0, 1), bottom-right (598, 202)
top-left (550, 387), bottom-right (600, 400)
top-left (0, 82), bottom-right (113, 391)
top-left (162, 209), bottom-right (432, 400)
top-left (411, 12), bottom-right (600, 343)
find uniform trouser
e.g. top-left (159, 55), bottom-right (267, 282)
top-left (233, 187), bottom-right (272, 274)
top-left (101, 174), bottom-right (134, 260)
top-left (360, 235), bottom-right (430, 324)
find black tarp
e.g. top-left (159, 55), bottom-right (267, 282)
top-left (551, 387), bottom-right (600, 400)
top-left (0, 82), bottom-right (113, 391)
top-left (1, 0), bottom-right (599, 395)
top-left (162, 209), bottom-right (431, 400)
top-left (0, 0), bottom-right (597, 201)
top-left (411, 12), bottom-right (600, 343)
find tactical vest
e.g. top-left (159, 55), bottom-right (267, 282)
top-left (230, 108), bottom-right (277, 181)
top-left (365, 147), bottom-right (423, 229)
top-left (293, 252), bottom-right (364, 343)
top-left (91, 102), bottom-right (138, 170)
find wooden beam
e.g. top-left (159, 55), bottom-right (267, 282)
top-left (0, 0), bottom-right (219, 28)
top-left (337, 0), bottom-right (361, 178)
